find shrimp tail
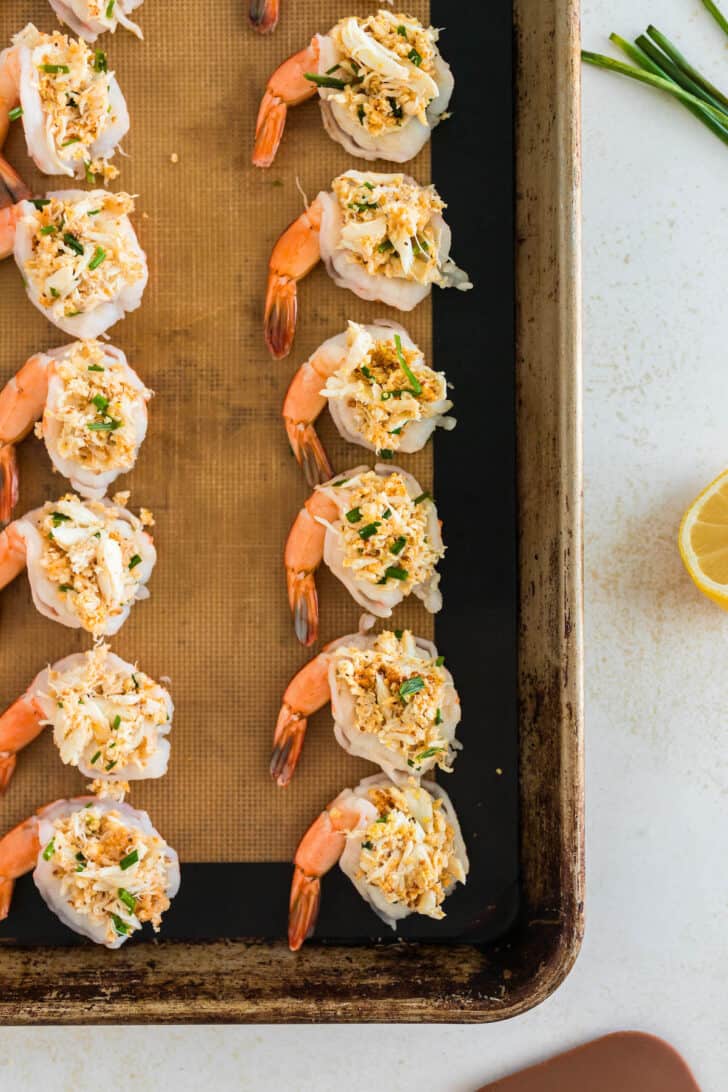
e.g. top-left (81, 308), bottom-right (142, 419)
top-left (264, 272), bottom-right (297, 360)
top-left (254, 91), bottom-right (288, 168)
top-left (288, 866), bottom-right (321, 951)
top-left (249, 0), bottom-right (280, 34)
top-left (0, 753), bottom-right (16, 793)
top-left (0, 153), bottom-right (30, 204)
top-left (0, 877), bottom-right (14, 920)
top-left (270, 704), bottom-right (308, 787)
top-left (287, 569), bottom-right (318, 646)
top-left (287, 422), bottom-right (333, 488)
top-left (0, 444), bottom-right (18, 525)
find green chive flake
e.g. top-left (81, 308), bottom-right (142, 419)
top-left (120, 849), bottom-right (138, 871)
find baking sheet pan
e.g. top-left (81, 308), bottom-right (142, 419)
top-left (0, 0), bottom-right (583, 1020)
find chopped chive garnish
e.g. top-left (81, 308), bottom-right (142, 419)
top-left (388, 97), bottom-right (403, 120)
top-left (75, 852), bottom-right (85, 862)
top-left (87, 208), bottom-right (102, 216)
top-left (51, 511), bottom-right (70, 525)
top-left (399, 675), bottom-right (425, 700)
top-left (394, 334), bottom-right (422, 396)
top-left (62, 232), bottom-right (84, 255)
top-left (390, 426), bottom-right (404, 436)
top-left (88, 246), bottom-right (106, 270)
top-left (88, 363), bottom-right (104, 371)
top-left (90, 750), bottom-right (101, 764)
top-left (31, 198), bottom-right (50, 209)
top-left (8, 106), bottom-right (23, 121)
top-left (120, 849), bottom-right (138, 871)
top-left (41, 64), bottom-right (70, 74)
top-left (84, 161), bottom-right (96, 184)
top-left (42, 838), bottom-right (55, 860)
top-left (112, 714), bottom-right (121, 730)
top-left (331, 477), bottom-right (349, 487)
top-left (93, 50), bottom-right (108, 72)
top-left (416, 746), bottom-right (443, 761)
top-left (380, 449), bottom-right (394, 459)
top-left (345, 507), bottom-right (362, 523)
top-left (49, 287), bottom-right (60, 299)
top-left (377, 239), bottom-right (394, 253)
top-left (303, 72), bottom-right (347, 89)
top-left (87, 418), bottom-right (122, 431)
top-left (105, 760), bottom-right (117, 771)
top-left (381, 391), bottom-right (392, 401)
top-left (360, 365), bottom-right (373, 380)
top-left (40, 224), bottom-right (57, 235)
top-left (382, 508), bottom-right (392, 519)
top-left (408, 48), bottom-right (423, 66)
top-left (131, 673), bottom-right (139, 690)
top-left (413, 491), bottom-right (431, 505)
top-left (118, 888), bottom-right (136, 913)
top-left (106, 0), bottom-right (116, 16)
top-left (397, 24), bottom-right (408, 36)
top-left (128, 554), bottom-right (142, 570)
top-left (380, 565), bottom-right (408, 582)
top-left (358, 522), bottom-right (381, 540)
top-left (435, 655), bottom-right (445, 666)
top-left (390, 535), bottom-right (407, 555)
top-left (61, 137), bottom-right (80, 147)
top-left (375, 814), bottom-right (389, 824)
top-left (325, 63), bottom-right (341, 74)
top-left (92, 393), bottom-right (109, 413)
top-left (58, 583), bottom-right (74, 592)
top-left (111, 913), bottom-right (129, 936)
top-left (361, 840), bottom-right (374, 850)
top-left (394, 629), bottom-right (404, 639)
top-left (363, 181), bottom-right (374, 190)
top-left (348, 201), bottom-right (378, 213)
top-left (357, 104), bottom-right (366, 123)
top-left (435, 708), bottom-right (443, 726)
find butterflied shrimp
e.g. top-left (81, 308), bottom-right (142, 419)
top-left (289, 774), bottom-right (468, 950)
top-left (254, 11), bottom-right (453, 168)
top-left (0, 340), bottom-right (150, 522)
top-left (0, 493), bottom-right (156, 635)
top-left (1, 190), bottom-right (147, 338)
top-left (284, 319), bottom-right (454, 485)
top-left (0, 643), bottom-right (173, 791)
top-left (265, 171), bottom-right (471, 358)
top-left (249, 0), bottom-right (280, 35)
top-left (0, 25), bottom-right (129, 180)
top-left (47, 0), bottom-right (144, 42)
top-left (0, 796), bottom-right (179, 947)
top-left (285, 464), bottom-right (444, 646)
top-left (272, 625), bottom-right (461, 787)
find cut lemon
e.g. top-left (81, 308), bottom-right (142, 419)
top-left (679, 468), bottom-right (728, 608)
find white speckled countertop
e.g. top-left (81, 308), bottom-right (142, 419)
top-left (2, 1), bottom-right (728, 1088)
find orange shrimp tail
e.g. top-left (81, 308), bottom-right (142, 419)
top-left (287, 422), bottom-right (333, 488)
top-left (253, 91), bottom-right (288, 167)
top-left (0, 444), bottom-right (19, 525)
top-left (0, 877), bottom-right (14, 920)
top-left (264, 272), bottom-right (297, 359)
top-left (287, 569), bottom-right (319, 646)
top-left (0, 753), bottom-right (16, 793)
top-left (288, 867), bottom-right (321, 951)
top-left (249, 0), bottom-right (280, 33)
top-left (270, 704), bottom-right (307, 787)
top-left (0, 154), bottom-right (30, 205)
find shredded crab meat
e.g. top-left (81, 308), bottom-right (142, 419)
top-left (333, 630), bottom-right (452, 770)
top-left (43, 643), bottom-right (169, 773)
top-left (332, 172), bottom-right (445, 284)
top-left (328, 12), bottom-right (439, 135)
top-left (322, 323), bottom-right (450, 452)
top-left (38, 493), bottom-right (151, 633)
top-left (22, 192), bottom-right (145, 324)
top-left (43, 806), bottom-right (172, 944)
top-left (14, 25), bottom-right (120, 179)
top-left (354, 782), bottom-right (465, 917)
top-left (328, 470), bottom-right (443, 593)
top-left (35, 340), bottom-right (150, 472)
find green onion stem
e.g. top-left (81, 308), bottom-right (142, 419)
top-left (702, 0), bottom-right (728, 36)
top-left (646, 25), bottom-right (728, 110)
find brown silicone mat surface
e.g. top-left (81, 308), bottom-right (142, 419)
top-left (0, 0), bottom-right (433, 862)
top-left (479, 1033), bottom-right (701, 1092)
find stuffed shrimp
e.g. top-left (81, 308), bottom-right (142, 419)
top-left (253, 11), bottom-right (452, 167)
top-left (0, 796), bottom-right (179, 947)
top-left (283, 319), bottom-right (454, 486)
top-left (0, 339), bottom-right (151, 522)
top-left (265, 170), bottom-right (471, 358)
top-left (0, 492), bottom-right (156, 635)
top-left (289, 773), bottom-right (468, 950)
top-left (0, 643), bottom-right (172, 791)
top-left (0, 25), bottom-right (129, 181)
top-left (47, 1), bottom-right (144, 42)
top-left (285, 464), bottom-right (444, 645)
top-left (0, 188), bottom-right (148, 338)
top-left (272, 626), bottom-right (461, 787)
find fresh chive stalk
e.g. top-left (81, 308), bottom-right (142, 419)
top-left (703, 0), bottom-right (728, 36)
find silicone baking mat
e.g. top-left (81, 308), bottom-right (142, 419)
top-left (0, 0), bottom-right (518, 944)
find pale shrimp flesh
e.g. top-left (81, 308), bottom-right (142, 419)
top-left (47, 1), bottom-right (145, 43)
top-left (0, 339), bottom-right (151, 521)
top-left (283, 319), bottom-right (454, 485)
top-left (0, 643), bottom-right (173, 791)
top-left (0, 796), bottom-right (180, 947)
top-left (265, 172), bottom-right (470, 358)
top-left (0, 493), bottom-right (156, 636)
top-left (289, 773), bottom-right (468, 950)
top-left (254, 12), bottom-right (453, 168)
top-left (0, 25), bottom-right (129, 180)
top-left (284, 464), bottom-right (444, 646)
top-left (272, 625), bottom-right (461, 787)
